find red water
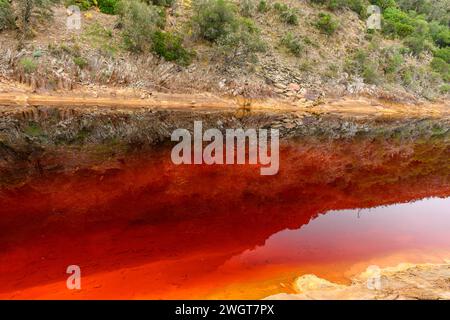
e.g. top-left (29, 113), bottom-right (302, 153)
top-left (0, 138), bottom-right (449, 299)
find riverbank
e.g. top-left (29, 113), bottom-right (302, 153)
top-left (265, 260), bottom-right (450, 300)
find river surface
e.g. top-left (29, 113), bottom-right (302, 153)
top-left (0, 137), bottom-right (449, 299)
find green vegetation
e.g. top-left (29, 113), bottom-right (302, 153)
top-left (117, 0), bottom-right (164, 52)
top-left (273, 2), bottom-right (299, 25)
top-left (98, 0), bottom-right (120, 14)
top-left (148, 0), bottom-right (176, 7)
top-left (240, 0), bottom-right (256, 17)
top-left (19, 57), bottom-right (38, 74)
top-left (151, 31), bottom-right (193, 66)
top-left (315, 12), bottom-right (339, 35)
top-left (193, 0), bottom-right (265, 63)
top-left (73, 56), bottom-right (89, 69)
top-left (0, 0), bottom-right (15, 30)
top-left (280, 33), bottom-right (303, 56)
top-left (257, 0), bottom-right (269, 13)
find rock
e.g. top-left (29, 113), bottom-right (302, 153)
top-left (274, 83), bottom-right (286, 90)
top-left (264, 262), bottom-right (450, 300)
top-left (288, 83), bottom-right (300, 92)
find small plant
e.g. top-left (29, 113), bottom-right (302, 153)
top-left (149, 0), bottom-right (176, 7)
top-left (430, 57), bottom-right (450, 82)
top-left (192, 0), bottom-right (238, 42)
top-left (19, 57), bottom-right (37, 74)
top-left (151, 31), bottom-right (193, 66)
top-left (98, 0), bottom-right (120, 14)
top-left (73, 56), bottom-right (89, 69)
top-left (273, 3), bottom-right (298, 25)
top-left (273, 2), bottom-right (287, 12)
top-left (257, 0), bottom-right (269, 13)
top-left (216, 17), bottom-right (265, 64)
top-left (281, 33), bottom-right (303, 56)
top-left (0, 0), bottom-right (15, 30)
top-left (315, 12), bottom-right (339, 35)
top-left (117, 0), bottom-right (164, 52)
top-left (440, 84), bottom-right (450, 94)
top-left (280, 8), bottom-right (298, 25)
top-left (240, 0), bottom-right (256, 17)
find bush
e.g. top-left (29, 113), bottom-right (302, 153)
top-left (382, 46), bottom-right (403, 74)
top-left (192, 0), bottom-right (238, 42)
top-left (65, 0), bottom-right (97, 10)
top-left (19, 57), bottom-right (38, 74)
top-left (216, 17), bottom-right (265, 64)
top-left (240, 0), bottom-right (256, 17)
top-left (98, 0), bottom-right (120, 14)
top-left (192, 0), bottom-right (264, 64)
top-left (151, 31), bottom-right (193, 65)
top-left (430, 57), bottom-right (450, 82)
top-left (429, 22), bottom-right (450, 47)
top-left (117, 0), bottom-right (165, 52)
top-left (257, 0), bottom-right (269, 13)
top-left (382, 7), bottom-right (416, 38)
top-left (148, 0), bottom-right (176, 7)
top-left (280, 32), bottom-right (303, 56)
top-left (73, 56), bottom-right (89, 69)
top-left (440, 84), bottom-right (450, 94)
top-left (434, 47), bottom-right (450, 64)
top-left (370, 0), bottom-right (396, 10)
top-left (345, 49), bottom-right (381, 84)
top-left (280, 8), bottom-right (298, 25)
top-left (273, 3), bottom-right (298, 25)
top-left (0, 0), bottom-right (15, 30)
top-left (315, 13), bottom-right (339, 35)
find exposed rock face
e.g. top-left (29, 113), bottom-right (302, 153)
top-left (265, 262), bottom-right (450, 300)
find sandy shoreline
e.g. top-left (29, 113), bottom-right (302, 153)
top-left (265, 261), bottom-right (450, 300)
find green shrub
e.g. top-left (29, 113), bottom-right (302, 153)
top-left (370, 0), bottom-right (396, 10)
top-left (430, 57), bottom-right (450, 82)
top-left (117, 0), bottom-right (165, 52)
top-left (192, 0), bottom-right (264, 64)
top-left (257, 0), bottom-right (269, 13)
top-left (429, 22), bottom-right (450, 47)
top-left (73, 56), bottom-right (89, 69)
top-left (151, 31), bottom-right (193, 66)
top-left (280, 32), bottom-right (303, 56)
top-left (0, 0), bottom-right (15, 30)
top-left (19, 57), bottom-right (38, 74)
top-left (192, 0), bottom-right (238, 42)
top-left (382, 46), bottom-right (403, 74)
top-left (280, 8), bottom-right (298, 25)
top-left (315, 12), bottom-right (339, 35)
top-left (216, 17), bottom-right (265, 64)
top-left (240, 0), bottom-right (256, 17)
top-left (382, 7), bottom-right (415, 38)
top-left (273, 2), bottom-right (288, 12)
top-left (273, 3), bottom-right (298, 25)
top-left (434, 47), bottom-right (450, 64)
top-left (345, 49), bottom-right (381, 84)
top-left (98, 0), bottom-right (119, 14)
top-left (440, 84), bottom-right (450, 94)
top-left (65, 0), bottom-right (97, 10)
top-left (148, 0), bottom-right (176, 7)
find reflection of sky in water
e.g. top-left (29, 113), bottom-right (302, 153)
top-left (231, 197), bottom-right (450, 265)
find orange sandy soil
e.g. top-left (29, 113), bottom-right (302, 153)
top-left (0, 90), bottom-right (449, 118)
top-left (0, 138), bottom-right (449, 299)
